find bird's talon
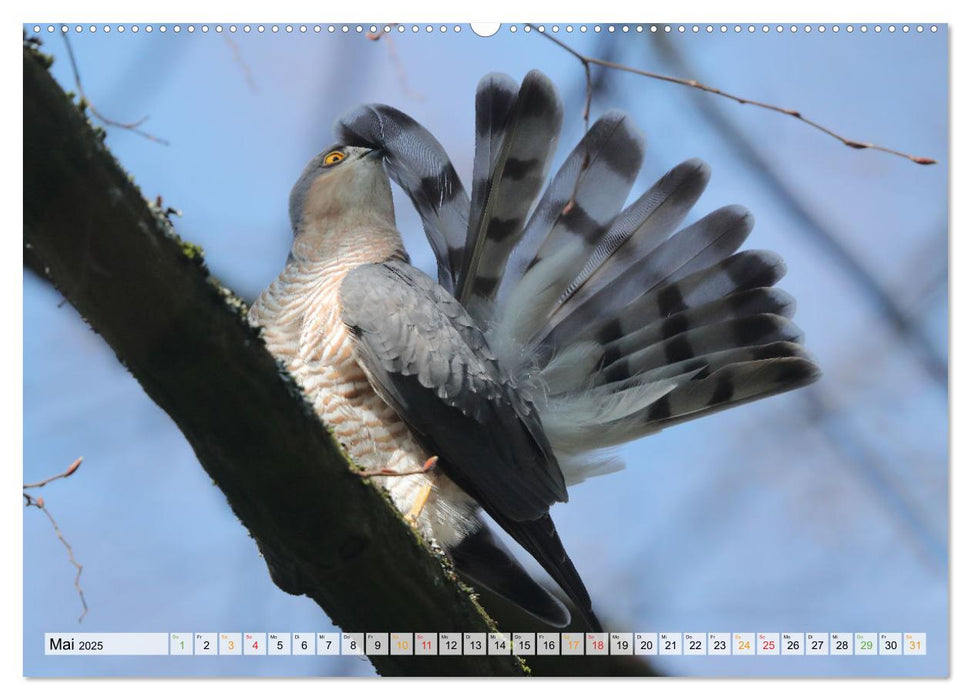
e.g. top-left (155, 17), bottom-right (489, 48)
top-left (406, 483), bottom-right (433, 525)
top-left (357, 455), bottom-right (439, 478)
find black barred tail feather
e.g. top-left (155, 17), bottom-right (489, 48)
top-left (335, 69), bottom-right (819, 630)
top-left (458, 70), bottom-right (564, 320)
top-left (336, 105), bottom-right (470, 293)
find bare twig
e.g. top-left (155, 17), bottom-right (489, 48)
top-left (367, 24), bottom-right (398, 40)
top-left (23, 456), bottom-right (82, 489)
top-left (24, 458), bottom-right (88, 623)
top-left (61, 33), bottom-right (170, 145)
top-left (650, 34), bottom-right (946, 387)
top-left (366, 25), bottom-right (423, 101)
top-left (529, 25), bottom-right (936, 166)
top-left (224, 36), bottom-right (258, 94)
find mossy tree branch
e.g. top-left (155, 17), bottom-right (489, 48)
top-left (23, 43), bottom-right (525, 677)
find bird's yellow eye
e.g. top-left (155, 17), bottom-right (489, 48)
top-left (323, 151), bottom-right (346, 166)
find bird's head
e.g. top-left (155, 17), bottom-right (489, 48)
top-left (288, 145), bottom-right (395, 239)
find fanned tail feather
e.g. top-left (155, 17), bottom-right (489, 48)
top-left (336, 104), bottom-right (470, 293)
top-left (337, 71), bottom-right (819, 481)
top-left (495, 111), bottom-right (646, 323)
top-left (458, 70), bottom-right (564, 320)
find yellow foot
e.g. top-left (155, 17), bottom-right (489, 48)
top-left (406, 483), bottom-right (434, 527)
top-left (358, 455), bottom-right (439, 478)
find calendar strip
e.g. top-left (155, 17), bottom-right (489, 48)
top-left (44, 632), bottom-right (927, 656)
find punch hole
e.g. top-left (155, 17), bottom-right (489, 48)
top-left (469, 22), bottom-right (502, 37)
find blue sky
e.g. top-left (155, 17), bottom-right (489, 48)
top-left (23, 23), bottom-right (947, 677)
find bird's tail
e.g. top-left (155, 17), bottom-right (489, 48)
top-left (337, 69), bottom-right (819, 486)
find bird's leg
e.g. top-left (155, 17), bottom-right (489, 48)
top-left (406, 483), bottom-right (434, 526)
top-left (357, 455), bottom-right (438, 478)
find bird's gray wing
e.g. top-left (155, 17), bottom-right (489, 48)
top-left (338, 259), bottom-right (568, 523)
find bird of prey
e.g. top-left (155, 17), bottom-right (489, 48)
top-left (249, 70), bottom-right (820, 632)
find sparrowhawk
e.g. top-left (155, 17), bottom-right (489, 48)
top-left (248, 70), bottom-right (820, 631)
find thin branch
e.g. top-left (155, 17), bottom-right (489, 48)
top-left (61, 33), bottom-right (170, 146)
top-left (650, 34), bottom-right (946, 387)
top-left (528, 25), bottom-right (936, 166)
top-left (23, 456), bottom-right (82, 490)
top-left (366, 24), bottom-right (398, 40)
top-left (224, 36), bottom-right (258, 94)
top-left (24, 459), bottom-right (89, 623)
top-left (366, 25), bottom-right (423, 101)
